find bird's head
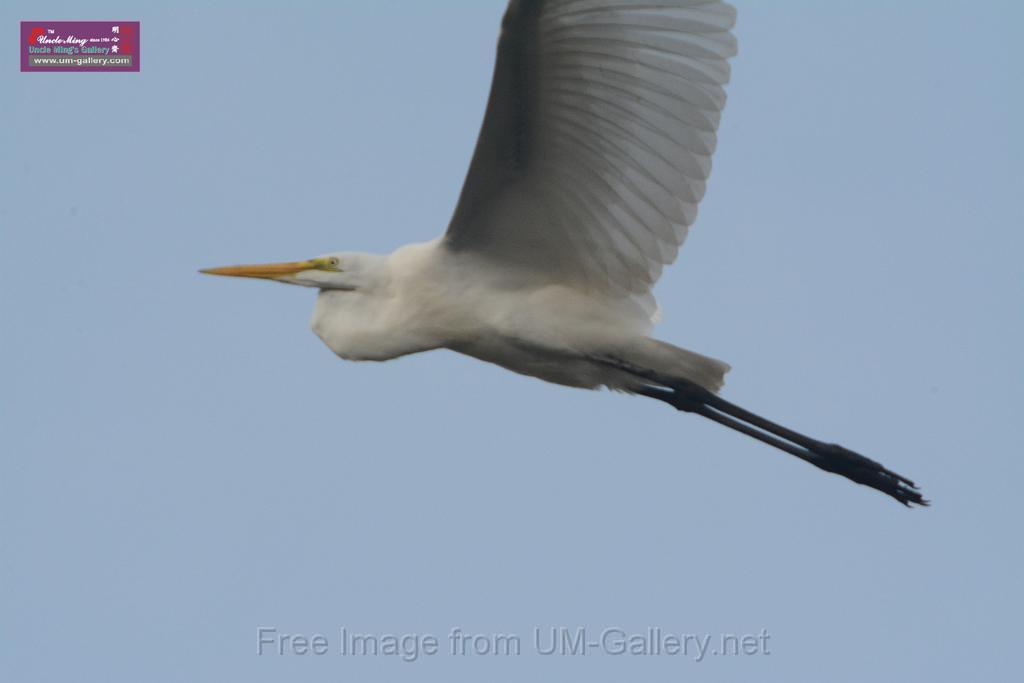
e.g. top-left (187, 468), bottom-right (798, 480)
top-left (200, 252), bottom-right (381, 291)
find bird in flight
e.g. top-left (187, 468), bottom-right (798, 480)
top-left (203, 0), bottom-right (926, 506)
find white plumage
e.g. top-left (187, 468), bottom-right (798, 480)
top-left (446, 0), bottom-right (737, 299)
top-left (203, 0), bottom-right (928, 507)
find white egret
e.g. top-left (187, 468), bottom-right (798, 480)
top-left (203, 0), bottom-right (926, 506)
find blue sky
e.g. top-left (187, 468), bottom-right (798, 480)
top-left (2, 2), bottom-right (1022, 681)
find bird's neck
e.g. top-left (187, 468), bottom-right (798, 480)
top-left (310, 242), bottom-right (448, 361)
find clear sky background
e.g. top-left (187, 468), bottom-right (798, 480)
top-left (2, 2), bottom-right (1022, 681)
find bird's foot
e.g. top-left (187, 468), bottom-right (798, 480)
top-left (805, 442), bottom-right (929, 507)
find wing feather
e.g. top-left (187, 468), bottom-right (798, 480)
top-left (444, 0), bottom-right (737, 296)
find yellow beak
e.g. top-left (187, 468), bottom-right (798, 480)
top-left (200, 259), bottom-right (322, 281)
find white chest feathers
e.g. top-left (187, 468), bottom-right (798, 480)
top-left (309, 243), bottom-right (452, 361)
top-left (310, 289), bottom-right (438, 362)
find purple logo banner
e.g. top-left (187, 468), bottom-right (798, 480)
top-left (21, 21), bottom-right (140, 72)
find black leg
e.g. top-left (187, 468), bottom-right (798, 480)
top-left (624, 375), bottom-right (928, 507)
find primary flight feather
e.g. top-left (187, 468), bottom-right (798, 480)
top-left (203, 0), bottom-right (927, 507)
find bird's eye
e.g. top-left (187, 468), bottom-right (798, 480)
top-left (327, 257), bottom-right (341, 269)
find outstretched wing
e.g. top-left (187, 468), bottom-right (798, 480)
top-left (444, 0), bottom-right (737, 296)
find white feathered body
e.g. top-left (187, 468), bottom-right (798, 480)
top-left (311, 240), bottom-right (729, 392)
top-left (309, 0), bottom-right (737, 394)
top-left (202, 4), bottom-right (932, 506)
